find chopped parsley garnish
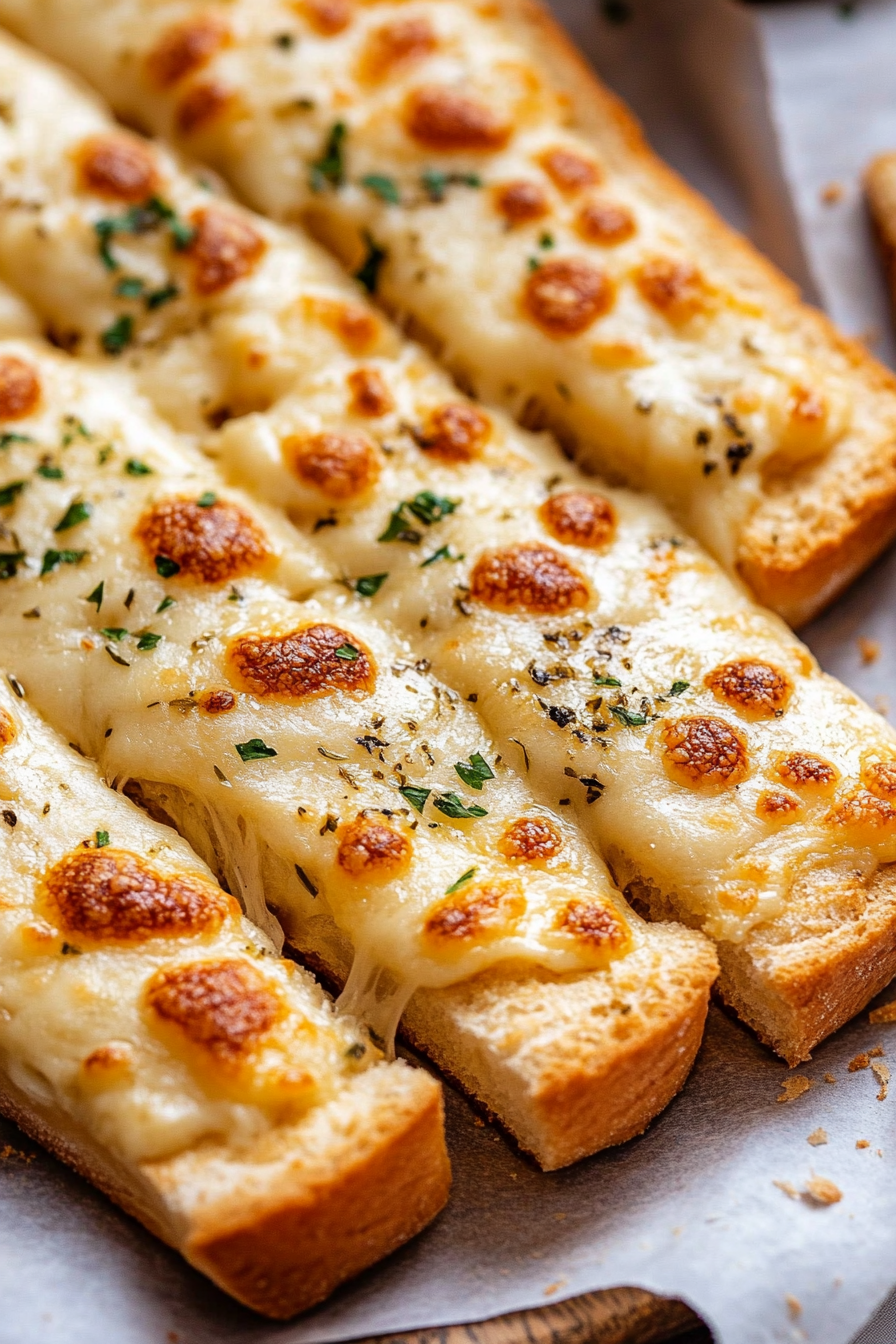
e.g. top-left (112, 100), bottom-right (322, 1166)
top-left (354, 230), bottom-right (386, 294)
top-left (137, 631), bottom-right (162, 651)
top-left (146, 282), bottom-right (180, 310)
top-left (155, 594), bottom-right (176, 613)
top-left (85, 581), bottom-right (104, 611)
top-left (334, 642), bottom-right (360, 661)
top-left (105, 645), bottom-right (130, 667)
top-left (399, 784), bottom-right (431, 814)
top-left (433, 792), bottom-right (488, 820)
top-left (454, 752), bottom-right (495, 791)
top-left (235, 738), bottom-right (278, 762)
top-left (97, 445), bottom-right (113, 466)
top-left (0, 432), bottom-right (32, 449)
top-left (0, 479), bottom-right (26, 507)
top-left (196, 491), bottom-right (217, 508)
top-left (354, 572), bottom-right (388, 597)
top-left (0, 551), bottom-right (25, 580)
top-left (116, 276), bottom-right (145, 298)
top-left (539, 232), bottom-right (555, 249)
top-left (609, 705), bottom-right (647, 728)
top-left (421, 544), bottom-right (462, 568)
top-left (309, 121), bottom-right (347, 192)
top-left (95, 196), bottom-right (195, 270)
top-left (101, 627), bottom-right (128, 642)
top-left (101, 314), bottom-right (134, 356)
top-left (62, 416), bottom-right (92, 444)
top-left (420, 169), bottom-right (482, 203)
top-left (379, 490), bottom-right (459, 543)
top-left (125, 458), bottom-right (153, 476)
top-left (54, 499), bottom-right (92, 532)
top-left (36, 463), bottom-right (64, 479)
top-left (594, 673), bottom-right (621, 687)
top-left (154, 555), bottom-right (180, 578)
top-left (41, 549), bottom-right (87, 576)
top-left (274, 31), bottom-right (296, 49)
top-left (668, 680), bottom-right (690, 696)
top-left (95, 830), bottom-right (110, 848)
top-left (361, 173), bottom-right (400, 204)
top-left (445, 867), bottom-right (477, 895)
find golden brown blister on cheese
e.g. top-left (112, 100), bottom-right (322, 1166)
top-left (44, 848), bottom-right (233, 944)
top-left (198, 688), bottom-right (237, 715)
top-left (557, 898), bottom-right (629, 952)
top-left (346, 367), bottom-right (394, 418)
top-left (135, 495), bottom-right (271, 584)
top-left (576, 199), bottom-right (637, 247)
top-left (424, 878), bottom-right (525, 944)
top-left (146, 958), bottom-right (279, 1062)
top-left (0, 354), bottom-right (40, 420)
top-left (285, 430), bottom-right (382, 499)
top-left (299, 0), bottom-right (354, 37)
top-left (74, 132), bottom-right (159, 202)
top-left (0, 707), bottom-right (16, 749)
top-left (756, 790), bottom-right (801, 823)
top-left (302, 295), bottom-right (381, 354)
top-left (635, 257), bottom-right (712, 323)
top-left (705, 660), bottom-right (793, 720)
top-left (826, 790), bottom-right (896, 837)
top-left (145, 13), bottom-right (231, 87)
top-left (414, 403), bottom-right (490, 463)
top-left (538, 147), bottom-right (600, 194)
top-left (404, 86), bottom-right (510, 152)
top-left (494, 179), bottom-right (549, 225)
top-left (176, 80), bottom-right (238, 135)
top-left (539, 490), bottom-right (616, 549)
top-left (775, 752), bottom-right (839, 794)
top-left (228, 623), bottom-right (376, 699)
top-left (498, 816), bottom-right (563, 862)
top-left (862, 759), bottom-right (896, 801)
top-left (523, 257), bottom-right (614, 337)
top-left (469, 542), bottom-right (589, 613)
top-left (661, 716), bottom-right (749, 789)
top-left (357, 16), bottom-right (437, 84)
top-left (337, 815), bottom-right (411, 878)
top-left (186, 206), bottom-right (266, 295)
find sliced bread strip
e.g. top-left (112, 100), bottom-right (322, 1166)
top-left (3, 0), bottom-right (895, 622)
top-left (0, 676), bottom-right (449, 1317)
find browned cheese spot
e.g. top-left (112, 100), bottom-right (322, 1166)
top-left (135, 496), bottom-right (271, 584)
top-left (705, 660), bottom-right (793, 719)
top-left (176, 81), bottom-right (238, 135)
top-left (0, 708), bottom-right (16, 750)
top-left (303, 296), bottom-right (380, 355)
top-left (199, 688), bottom-right (237, 715)
top-left (82, 1044), bottom-right (131, 1076)
top-left (861, 759), bottom-right (896, 801)
top-left (789, 385), bottom-right (826, 428)
top-left (146, 959), bottom-right (278, 1061)
top-left (494, 179), bottom-right (549, 225)
top-left (539, 490), bottom-right (616, 549)
top-left (285, 430), bottom-right (381, 499)
top-left (404, 86), bottom-right (511, 153)
top-left (826, 790), bottom-right (896, 836)
top-left (146, 14), bottom-right (231, 87)
top-left (337, 815), bottom-right (410, 878)
top-left (576, 198), bottom-right (636, 246)
top-left (75, 134), bottom-right (159, 202)
top-left (756, 789), bottom-right (801, 822)
top-left (228, 624), bottom-right (376, 700)
top-left (358, 17), bottom-right (437, 82)
top-left (538, 147), bottom-right (600, 194)
top-left (470, 542), bottom-right (589, 614)
top-left (662, 716), bottom-right (749, 789)
top-left (775, 752), bottom-right (838, 794)
top-left (636, 257), bottom-right (710, 322)
top-left (498, 816), bottom-right (563, 862)
top-left (45, 848), bottom-right (231, 944)
top-left (300, 0), bottom-right (354, 36)
top-left (186, 207), bottom-right (266, 295)
top-left (425, 879), bottom-right (525, 942)
top-left (417, 403), bottom-right (490, 463)
top-left (0, 356), bottom-right (40, 421)
top-left (524, 257), bottom-right (614, 337)
top-left (558, 898), bottom-right (627, 949)
top-left (347, 367), bottom-right (394, 418)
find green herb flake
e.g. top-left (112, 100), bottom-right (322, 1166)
top-left (0, 551), bottom-right (26, 580)
top-left (125, 458), bottom-right (153, 476)
top-left (421, 544), bottom-right (462, 568)
top-left (0, 479), bottom-right (26, 507)
top-left (420, 169), bottom-right (481, 203)
top-left (539, 232), bottom-right (555, 249)
top-left (361, 173), bottom-right (401, 204)
top-left (668, 680), bottom-right (690, 696)
top-left (115, 276), bottom-right (145, 298)
top-left (433, 792), bottom-right (488, 820)
top-left (196, 491), bottom-right (217, 508)
top-left (334, 642), bottom-right (360, 661)
top-left (274, 31), bottom-right (296, 49)
top-left (101, 314), bottom-right (134, 356)
top-left (137, 631), bottom-right (162, 651)
top-left (154, 555), bottom-right (180, 578)
top-left (97, 445), bottom-right (113, 466)
top-left (445, 867), bottom-right (477, 895)
top-left (85, 581), bottom-right (104, 612)
top-left (36, 463), bottom-right (64, 479)
top-left (454, 752), bottom-right (495, 791)
top-left (61, 416), bottom-right (91, 446)
top-left (101, 627), bottom-right (128, 642)
top-left (309, 121), bottom-right (347, 192)
top-left (354, 572), bottom-right (388, 597)
top-left (54, 499), bottom-right (92, 533)
top-left (104, 644), bottom-right (131, 667)
top-left (594, 673), bottom-right (622, 687)
top-left (379, 490), bottom-right (459, 543)
top-left (41, 549), bottom-right (87, 576)
top-left (155, 594), bottom-right (176, 613)
top-left (399, 784), bottom-right (431, 814)
top-left (0, 432), bottom-right (32, 449)
top-left (609, 705), bottom-right (647, 728)
top-left (235, 738), bottom-right (278, 762)
top-left (95, 829), bottom-right (110, 848)
top-left (145, 282), bottom-right (180, 311)
top-left (354, 230), bottom-right (387, 294)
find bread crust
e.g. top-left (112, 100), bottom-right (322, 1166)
top-left (491, 0), bottom-right (896, 627)
top-left (0, 1060), bottom-right (449, 1318)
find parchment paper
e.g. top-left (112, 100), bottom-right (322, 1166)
top-left (3, 4), bottom-right (896, 1342)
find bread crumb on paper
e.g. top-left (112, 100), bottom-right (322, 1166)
top-left (857, 1140), bottom-right (870, 1149)
top-left (786, 1295), bottom-right (803, 1319)
top-left (848, 1046), bottom-right (883, 1072)
top-left (807, 1128), bottom-right (828, 1146)
top-left (858, 637), bottom-right (881, 664)
top-left (872, 1062), bottom-right (890, 1100)
top-left (824, 1073), bottom-right (837, 1084)
top-left (777, 1075), bottom-right (813, 1102)
top-left (773, 1179), bottom-right (799, 1200)
top-left (0, 1144), bottom-right (33, 1163)
top-left (804, 1176), bottom-right (843, 1206)
top-left (870, 1001), bottom-right (896, 1025)
top-left (820, 181), bottom-right (844, 204)
top-left (543, 1279), bottom-right (567, 1297)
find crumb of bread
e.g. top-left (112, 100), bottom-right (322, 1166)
top-left (872, 1062), bottom-right (890, 1100)
top-left (807, 1128), bottom-right (828, 1146)
top-left (849, 1052), bottom-right (871, 1071)
top-left (773, 1180), bottom-right (799, 1199)
top-left (553, 1212), bottom-right (567, 1221)
top-left (856, 1140), bottom-right (870, 1149)
top-left (870, 1001), bottom-right (896, 1024)
top-left (858, 637), bottom-right (881, 664)
top-left (777, 1075), bottom-right (813, 1102)
top-left (0, 1144), bottom-right (33, 1163)
top-left (824, 1073), bottom-right (837, 1084)
top-left (820, 182), bottom-right (844, 204)
top-left (804, 1176), bottom-right (842, 1205)
top-left (543, 1280), bottom-right (567, 1297)
top-left (786, 1295), bottom-right (803, 1319)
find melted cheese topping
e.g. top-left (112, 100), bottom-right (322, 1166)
top-left (0, 679), bottom-right (369, 1164)
top-left (0, 340), bottom-right (634, 1032)
top-left (0, 3), bottom-right (891, 577)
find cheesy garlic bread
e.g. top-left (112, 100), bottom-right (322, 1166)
top-left (2, 1), bottom-right (896, 623)
top-left (0, 675), bottom-right (450, 1317)
top-left (0, 334), bottom-right (716, 1169)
